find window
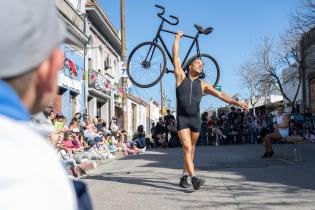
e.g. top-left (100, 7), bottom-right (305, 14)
top-left (70, 92), bottom-right (77, 118)
top-left (106, 55), bottom-right (110, 67)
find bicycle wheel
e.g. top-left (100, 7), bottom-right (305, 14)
top-left (183, 53), bottom-right (220, 87)
top-left (127, 42), bottom-right (167, 88)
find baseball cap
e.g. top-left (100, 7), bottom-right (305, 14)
top-left (0, 0), bottom-right (65, 79)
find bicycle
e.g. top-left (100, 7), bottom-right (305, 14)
top-left (127, 4), bottom-right (220, 88)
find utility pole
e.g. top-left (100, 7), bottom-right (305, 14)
top-left (160, 64), bottom-right (163, 116)
top-left (160, 65), bottom-right (163, 116)
top-left (121, 0), bottom-right (128, 130)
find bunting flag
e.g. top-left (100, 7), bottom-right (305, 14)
top-left (111, 85), bottom-right (118, 91)
top-left (118, 87), bottom-right (124, 96)
top-left (82, 70), bottom-right (87, 80)
top-left (96, 82), bottom-right (101, 90)
top-left (105, 82), bottom-right (111, 90)
top-left (98, 81), bottom-right (104, 89)
top-left (67, 59), bottom-right (78, 76)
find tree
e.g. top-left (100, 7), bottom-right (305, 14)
top-left (281, 0), bottom-right (315, 112)
top-left (291, 0), bottom-right (315, 33)
top-left (255, 38), bottom-right (299, 109)
top-left (277, 30), bottom-right (303, 111)
top-left (240, 0), bottom-right (315, 112)
top-left (239, 62), bottom-right (263, 112)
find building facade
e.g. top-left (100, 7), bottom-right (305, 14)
top-left (282, 66), bottom-right (303, 112)
top-left (301, 27), bottom-right (315, 114)
top-left (127, 94), bottom-right (150, 136)
top-left (148, 99), bottom-right (161, 126)
top-left (85, 0), bottom-right (122, 123)
top-left (55, 0), bottom-right (89, 121)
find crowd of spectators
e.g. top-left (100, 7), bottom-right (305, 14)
top-left (201, 106), bottom-right (315, 146)
top-left (150, 106), bottom-right (315, 149)
top-left (32, 105), bottom-right (147, 178)
top-left (151, 110), bottom-right (181, 148)
top-left (32, 104), bottom-right (315, 177)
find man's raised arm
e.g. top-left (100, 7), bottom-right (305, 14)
top-left (172, 31), bottom-right (185, 84)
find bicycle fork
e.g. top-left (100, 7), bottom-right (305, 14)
top-left (142, 43), bottom-right (158, 69)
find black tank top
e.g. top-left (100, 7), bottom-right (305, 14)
top-left (176, 76), bottom-right (202, 116)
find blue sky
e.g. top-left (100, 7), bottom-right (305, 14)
top-left (100, 0), bottom-right (301, 111)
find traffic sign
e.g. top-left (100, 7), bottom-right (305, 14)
top-left (120, 62), bottom-right (128, 78)
top-left (215, 85), bottom-right (221, 92)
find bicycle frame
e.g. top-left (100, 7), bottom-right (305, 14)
top-left (144, 20), bottom-right (202, 71)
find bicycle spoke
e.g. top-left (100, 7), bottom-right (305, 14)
top-left (183, 54), bottom-right (220, 87)
top-left (127, 42), bottom-right (166, 87)
top-left (202, 58), bottom-right (217, 85)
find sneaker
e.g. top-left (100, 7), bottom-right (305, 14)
top-left (261, 152), bottom-right (269, 158)
top-left (191, 176), bottom-right (205, 190)
top-left (179, 175), bottom-right (190, 188)
top-left (268, 150), bottom-right (274, 158)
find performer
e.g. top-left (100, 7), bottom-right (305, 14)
top-left (173, 31), bottom-right (248, 190)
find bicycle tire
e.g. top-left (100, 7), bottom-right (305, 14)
top-left (127, 41), bottom-right (167, 88)
top-left (183, 53), bottom-right (220, 87)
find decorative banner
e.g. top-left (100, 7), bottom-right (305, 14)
top-left (67, 59), bottom-right (78, 76)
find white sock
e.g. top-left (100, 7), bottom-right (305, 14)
top-left (182, 171), bottom-right (188, 177)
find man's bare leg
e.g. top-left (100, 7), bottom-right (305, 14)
top-left (178, 129), bottom-right (194, 176)
top-left (264, 132), bottom-right (282, 152)
top-left (182, 131), bottom-right (199, 174)
top-left (190, 131), bottom-right (200, 165)
top-left (262, 132), bottom-right (282, 158)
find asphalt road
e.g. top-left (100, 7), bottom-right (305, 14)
top-left (83, 144), bottom-right (315, 210)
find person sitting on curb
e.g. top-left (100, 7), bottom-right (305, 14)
top-left (133, 125), bottom-right (147, 153)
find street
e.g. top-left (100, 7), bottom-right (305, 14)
top-left (83, 144), bottom-right (315, 210)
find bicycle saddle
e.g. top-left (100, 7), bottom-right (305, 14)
top-left (194, 24), bottom-right (213, 35)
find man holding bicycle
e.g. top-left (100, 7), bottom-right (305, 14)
top-left (173, 31), bottom-right (248, 190)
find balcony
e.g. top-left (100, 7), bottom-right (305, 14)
top-left (85, 0), bottom-right (121, 54)
top-left (55, 0), bottom-right (88, 47)
top-left (88, 69), bottom-right (111, 96)
top-left (56, 0), bottom-right (85, 30)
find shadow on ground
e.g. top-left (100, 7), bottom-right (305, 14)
top-left (84, 144), bottom-right (315, 209)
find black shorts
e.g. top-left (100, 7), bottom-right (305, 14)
top-left (177, 115), bottom-right (201, 132)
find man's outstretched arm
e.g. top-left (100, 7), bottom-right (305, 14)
top-left (202, 81), bottom-right (248, 110)
top-left (172, 31), bottom-right (185, 84)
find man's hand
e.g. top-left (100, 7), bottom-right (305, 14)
top-left (175, 31), bottom-right (183, 40)
top-left (238, 101), bottom-right (249, 110)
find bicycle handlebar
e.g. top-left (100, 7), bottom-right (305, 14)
top-left (155, 4), bottom-right (165, 15)
top-left (155, 4), bottom-right (179, 26)
top-left (169, 15), bottom-right (179, 25)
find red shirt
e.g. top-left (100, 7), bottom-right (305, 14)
top-left (63, 140), bottom-right (75, 148)
top-left (207, 119), bottom-right (214, 128)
